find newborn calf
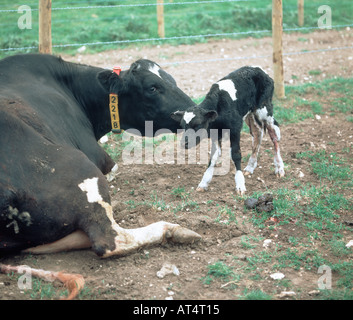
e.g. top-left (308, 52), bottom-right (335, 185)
top-left (171, 66), bottom-right (284, 194)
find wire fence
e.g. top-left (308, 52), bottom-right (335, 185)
top-left (0, 0), bottom-right (352, 73)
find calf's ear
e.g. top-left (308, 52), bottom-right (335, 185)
top-left (97, 70), bottom-right (124, 93)
top-left (170, 110), bottom-right (185, 122)
top-left (206, 110), bottom-right (218, 122)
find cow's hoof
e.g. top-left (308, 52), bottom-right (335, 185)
top-left (196, 187), bottom-right (207, 192)
top-left (244, 171), bottom-right (251, 176)
top-left (169, 227), bottom-right (201, 244)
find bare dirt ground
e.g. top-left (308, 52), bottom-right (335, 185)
top-left (0, 29), bottom-right (352, 301)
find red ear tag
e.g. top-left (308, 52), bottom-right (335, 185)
top-left (113, 66), bottom-right (121, 76)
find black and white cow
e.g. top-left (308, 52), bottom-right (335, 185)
top-left (171, 66), bottom-right (285, 194)
top-left (0, 54), bottom-right (200, 297)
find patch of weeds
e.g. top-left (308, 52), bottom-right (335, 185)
top-left (294, 97), bottom-right (323, 115)
top-left (215, 205), bottom-right (237, 225)
top-left (17, 276), bottom-right (65, 300)
top-left (125, 199), bottom-right (137, 209)
top-left (171, 187), bottom-right (190, 200)
top-left (319, 288), bottom-right (353, 300)
top-left (240, 235), bottom-right (261, 249)
top-left (331, 261), bottom-right (353, 289)
top-left (296, 149), bottom-right (352, 183)
top-left (172, 199), bottom-right (199, 213)
top-left (274, 248), bottom-right (327, 271)
top-left (245, 251), bottom-right (273, 272)
top-left (202, 261), bottom-right (239, 286)
top-left (240, 289), bottom-right (272, 300)
top-left (171, 187), bottom-right (199, 213)
top-left (308, 69), bottom-right (322, 76)
top-left (148, 192), bottom-right (168, 211)
top-left (328, 235), bottom-right (352, 257)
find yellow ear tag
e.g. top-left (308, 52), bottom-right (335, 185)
top-left (109, 93), bottom-right (121, 134)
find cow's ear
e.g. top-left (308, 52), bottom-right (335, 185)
top-left (97, 70), bottom-right (123, 93)
top-left (205, 110), bottom-right (218, 122)
top-left (170, 110), bottom-right (185, 122)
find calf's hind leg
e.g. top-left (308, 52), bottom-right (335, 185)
top-left (266, 119), bottom-right (285, 177)
top-left (244, 113), bottom-right (263, 175)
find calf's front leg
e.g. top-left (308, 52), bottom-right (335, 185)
top-left (230, 135), bottom-right (246, 195)
top-left (196, 140), bottom-right (221, 192)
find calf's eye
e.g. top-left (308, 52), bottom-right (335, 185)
top-left (149, 86), bottom-right (157, 93)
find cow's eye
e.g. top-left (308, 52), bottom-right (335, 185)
top-left (149, 86), bottom-right (157, 93)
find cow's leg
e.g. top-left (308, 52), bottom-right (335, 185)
top-left (196, 139), bottom-right (221, 192)
top-left (22, 230), bottom-right (91, 254)
top-left (244, 113), bottom-right (263, 175)
top-left (230, 133), bottom-right (246, 195)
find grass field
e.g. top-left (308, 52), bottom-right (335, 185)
top-left (1, 0), bottom-right (352, 58)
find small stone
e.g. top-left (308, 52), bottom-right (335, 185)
top-left (277, 291), bottom-right (296, 298)
top-left (345, 240), bottom-right (353, 248)
top-left (263, 239), bottom-right (272, 248)
top-left (156, 263), bottom-right (180, 279)
top-left (308, 290), bottom-right (320, 296)
top-left (270, 272), bottom-right (285, 280)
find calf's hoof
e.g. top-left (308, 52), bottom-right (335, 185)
top-left (276, 169), bottom-right (285, 178)
top-left (236, 189), bottom-right (246, 196)
top-left (196, 187), bottom-right (207, 192)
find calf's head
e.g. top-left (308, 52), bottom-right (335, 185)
top-left (171, 107), bottom-right (218, 149)
top-left (97, 59), bottom-right (195, 136)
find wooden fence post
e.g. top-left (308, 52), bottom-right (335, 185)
top-left (157, 0), bottom-right (165, 38)
top-left (298, 0), bottom-right (304, 26)
top-left (272, 0), bottom-right (285, 99)
top-left (39, 0), bottom-right (52, 54)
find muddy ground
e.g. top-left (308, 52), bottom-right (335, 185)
top-left (0, 29), bottom-right (352, 301)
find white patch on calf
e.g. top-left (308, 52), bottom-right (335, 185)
top-left (256, 106), bottom-right (269, 121)
top-left (148, 64), bottom-right (162, 79)
top-left (217, 79), bottom-right (237, 101)
top-left (183, 112), bottom-right (196, 124)
top-left (78, 177), bottom-right (103, 203)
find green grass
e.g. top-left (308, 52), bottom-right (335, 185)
top-left (273, 77), bottom-right (353, 125)
top-left (202, 260), bottom-right (240, 286)
top-left (1, 0), bottom-right (352, 58)
top-left (296, 150), bottom-right (352, 184)
top-left (240, 289), bottom-right (273, 300)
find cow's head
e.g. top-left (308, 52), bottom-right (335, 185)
top-left (171, 107), bottom-right (218, 149)
top-left (97, 59), bottom-right (195, 136)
